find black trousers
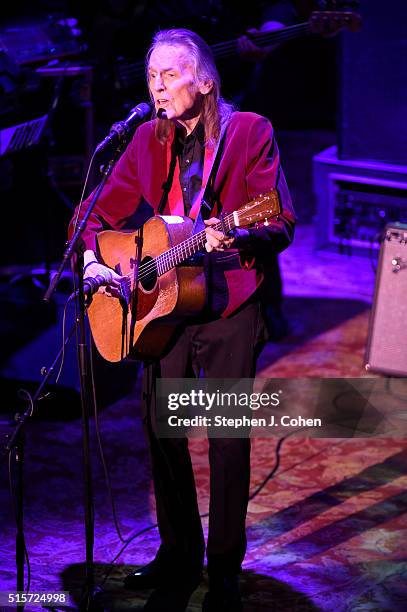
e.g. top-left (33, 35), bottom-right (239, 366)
top-left (141, 300), bottom-right (267, 577)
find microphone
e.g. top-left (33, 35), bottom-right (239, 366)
top-left (95, 101), bottom-right (152, 153)
top-left (69, 269), bottom-right (113, 300)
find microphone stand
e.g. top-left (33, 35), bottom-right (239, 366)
top-left (43, 139), bottom-right (129, 611)
top-left (1, 322), bottom-right (77, 611)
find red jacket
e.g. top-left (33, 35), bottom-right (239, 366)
top-left (71, 111), bottom-right (295, 317)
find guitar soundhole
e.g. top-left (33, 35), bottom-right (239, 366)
top-left (139, 256), bottom-right (157, 291)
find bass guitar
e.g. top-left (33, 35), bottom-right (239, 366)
top-left (115, 9), bottom-right (361, 92)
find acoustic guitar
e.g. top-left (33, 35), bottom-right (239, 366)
top-left (87, 191), bottom-right (280, 362)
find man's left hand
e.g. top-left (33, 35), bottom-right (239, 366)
top-left (204, 218), bottom-right (235, 252)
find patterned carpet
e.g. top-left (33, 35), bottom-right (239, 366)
top-left (0, 226), bottom-right (406, 611)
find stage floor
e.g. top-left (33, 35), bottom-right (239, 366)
top-left (1, 225), bottom-right (406, 611)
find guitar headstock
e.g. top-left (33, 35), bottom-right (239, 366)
top-left (236, 190), bottom-right (281, 228)
top-left (309, 11), bottom-right (362, 36)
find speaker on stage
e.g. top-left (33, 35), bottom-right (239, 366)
top-left (365, 223), bottom-right (407, 376)
top-left (338, 0), bottom-right (407, 164)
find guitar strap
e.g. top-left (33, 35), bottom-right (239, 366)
top-left (157, 138), bottom-right (178, 215)
top-left (157, 118), bottom-right (230, 224)
top-left (192, 119), bottom-right (229, 235)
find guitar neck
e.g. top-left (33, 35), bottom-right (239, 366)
top-left (116, 11), bottom-right (360, 89)
top-left (212, 22), bottom-right (310, 59)
top-left (154, 214), bottom-right (236, 276)
top-left (134, 189), bottom-right (279, 285)
top-left (116, 22), bottom-right (311, 87)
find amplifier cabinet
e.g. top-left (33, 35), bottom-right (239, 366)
top-left (313, 146), bottom-right (407, 256)
top-left (366, 224), bottom-right (407, 376)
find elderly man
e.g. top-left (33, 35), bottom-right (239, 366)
top-left (72, 28), bottom-right (294, 612)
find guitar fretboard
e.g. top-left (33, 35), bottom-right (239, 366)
top-left (130, 190), bottom-right (279, 285)
top-left (117, 23), bottom-right (311, 87)
top-left (154, 214), bottom-right (235, 276)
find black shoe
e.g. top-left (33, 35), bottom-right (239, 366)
top-left (202, 575), bottom-right (242, 612)
top-left (124, 556), bottom-right (168, 591)
top-left (143, 574), bottom-right (202, 612)
top-left (124, 552), bottom-right (203, 592)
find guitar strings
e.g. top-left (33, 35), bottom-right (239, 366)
top-left (123, 198), bottom-right (275, 282)
top-left (121, 201), bottom-right (275, 283)
top-left (212, 23), bottom-right (310, 60)
top-left (122, 212), bottom-right (238, 283)
top-left (118, 24), bottom-right (310, 81)
top-left (120, 25), bottom-right (309, 81)
top-left (123, 217), bottom-right (233, 283)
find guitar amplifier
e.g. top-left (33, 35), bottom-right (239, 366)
top-left (365, 223), bottom-right (407, 376)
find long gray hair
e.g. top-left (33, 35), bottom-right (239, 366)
top-left (146, 29), bottom-right (234, 146)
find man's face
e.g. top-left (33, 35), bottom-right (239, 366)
top-left (148, 44), bottom-right (205, 123)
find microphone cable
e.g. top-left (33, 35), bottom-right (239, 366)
top-left (97, 425), bottom-right (347, 587)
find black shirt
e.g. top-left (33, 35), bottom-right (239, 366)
top-left (176, 122), bottom-right (205, 216)
top-left (175, 120), bottom-right (252, 249)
